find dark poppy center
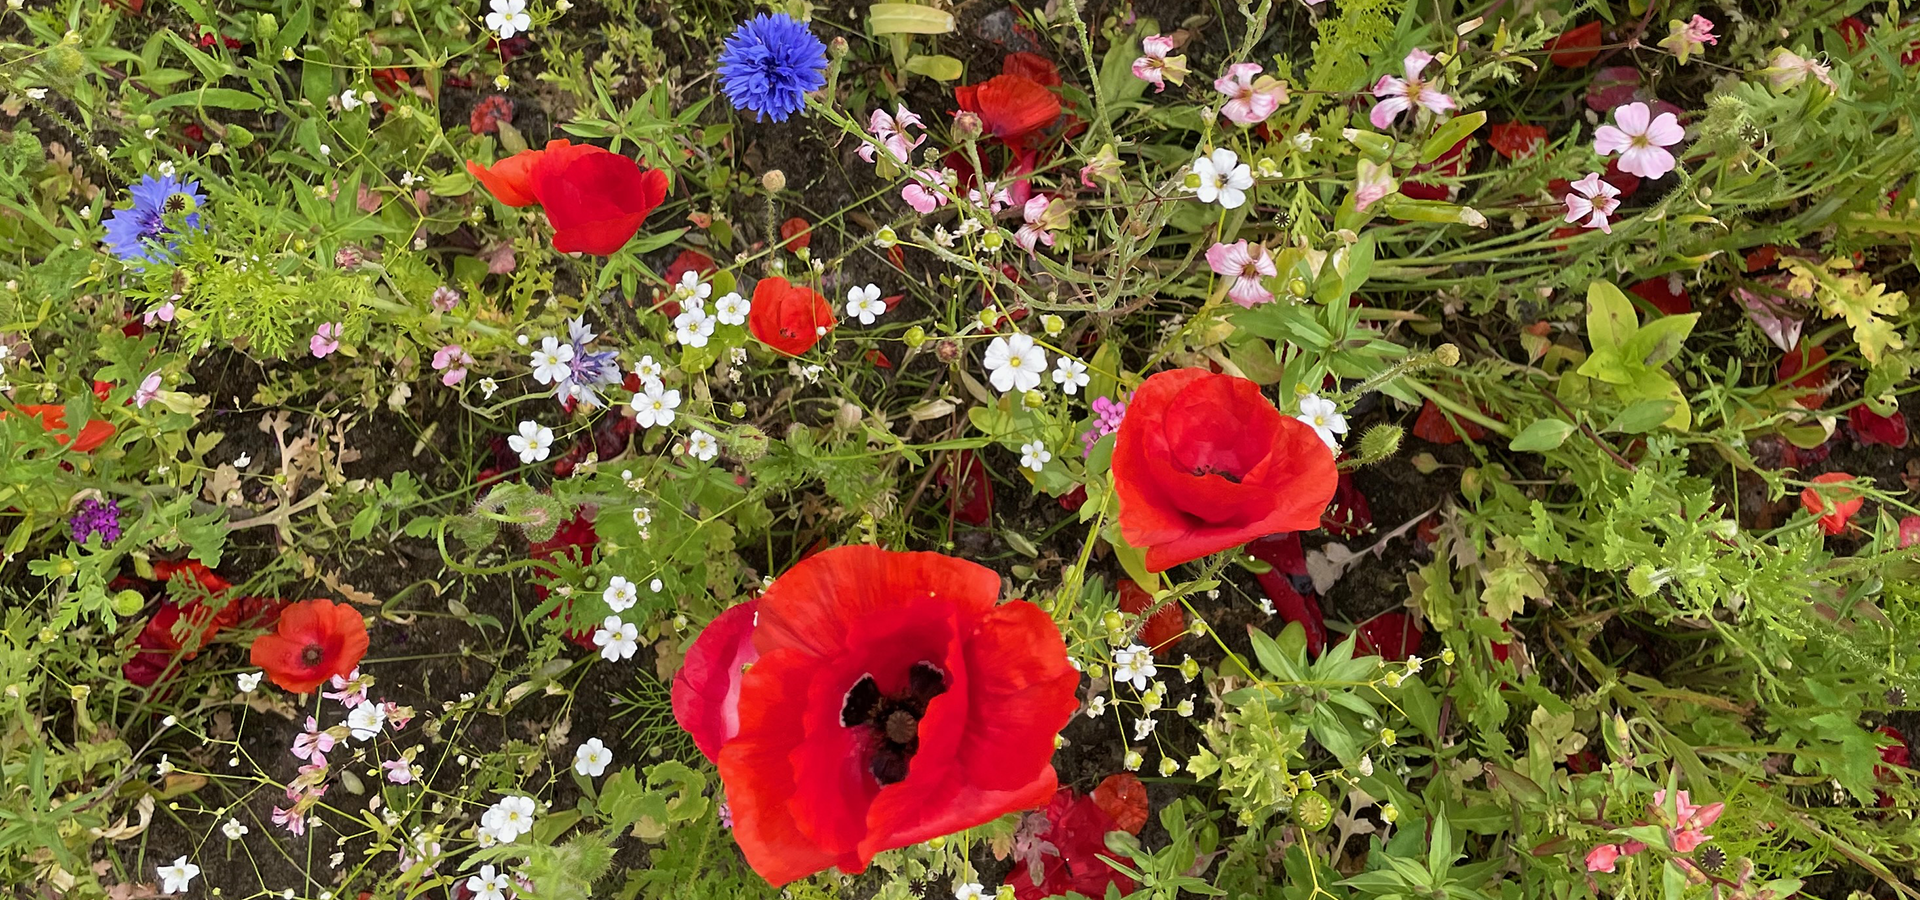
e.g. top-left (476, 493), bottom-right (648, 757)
top-left (1192, 465), bottom-right (1244, 483)
top-left (840, 661), bottom-right (948, 786)
top-left (301, 644), bottom-right (324, 666)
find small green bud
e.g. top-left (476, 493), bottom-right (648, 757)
top-left (729, 400), bottom-right (747, 418)
top-left (1355, 424), bottom-right (1403, 465)
top-left (1021, 389), bottom-right (1045, 410)
top-left (111, 589), bottom-right (145, 617)
top-left (1433, 343), bottom-right (1461, 367)
top-left (903, 325), bottom-right (927, 348)
top-left (725, 424), bottom-right (770, 461)
top-left (1041, 314), bottom-right (1065, 336)
top-left (135, 113), bottom-right (156, 130)
top-left (254, 12), bottom-right (279, 45)
top-left (1293, 791), bottom-right (1332, 831)
top-left (225, 125), bottom-right (256, 148)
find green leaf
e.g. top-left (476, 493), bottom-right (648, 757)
top-left (903, 54), bottom-right (965, 81)
top-left (1419, 111), bottom-right (1486, 163)
top-left (869, 3), bottom-right (956, 34)
top-left (1622, 312), bottom-right (1698, 368)
top-left (1508, 418), bottom-right (1575, 452)
top-left (1585, 280), bottom-right (1638, 354)
top-left (1603, 399), bottom-right (1676, 434)
top-left (1246, 624), bottom-right (1301, 680)
top-left (144, 88), bottom-right (266, 113)
top-left (624, 227), bottom-right (687, 255)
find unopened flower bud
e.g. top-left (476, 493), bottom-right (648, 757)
top-left (1041, 314), bottom-right (1064, 336)
top-left (254, 12), bottom-right (279, 44)
top-left (952, 111), bottom-right (984, 142)
top-left (829, 36), bottom-right (848, 58)
top-left (1433, 343), bottom-right (1461, 366)
top-left (903, 325), bottom-right (927, 348)
top-left (934, 339), bottom-right (961, 364)
top-left (873, 225), bottom-right (898, 248)
top-left (1022, 389), bottom-right (1045, 409)
top-left (761, 169), bottom-right (786, 192)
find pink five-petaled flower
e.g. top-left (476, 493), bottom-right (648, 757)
top-left (382, 757), bottom-right (417, 784)
top-left (901, 168), bottom-right (951, 215)
top-left (291, 716), bottom-right (335, 763)
top-left (857, 105), bottom-right (926, 166)
top-left (1213, 63), bottom-right (1288, 126)
top-left (1205, 240), bottom-right (1279, 307)
top-left (432, 344), bottom-right (474, 386)
top-left (1131, 35), bottom-right (1188, 93)
top-left (1354, 159), bottom-right (1397, 213)
top-left (1015, 194), bottom-right (1070, 253)
top-left (143, 301), bottom-right (176, 327)
top-left (1658, 15), bottom-right (1718, 65)
top-left (309, 322), bottom-right (343, 358)
top-left (1653, 789), bottom-right (1723, 853)
top-left (1563, 173), bottom-right (1623, 233)
top-left (1593, 102), bottom-right (1684, 180)
top-left (1369, 49), bottom-right (1455, 129)
top-left (1584, 844), bottom-right (1625, 873)
top-left (134, 371), bottom-right (163, 409)
top-left (323, 668), bottom-right (369, 707)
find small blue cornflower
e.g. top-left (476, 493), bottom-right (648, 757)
top-left (716, 13), bottom-right (827, 123)
top-left (101, 173), bottom-right (206, 263)
top-left (557, 316), bottom-right (623, 408)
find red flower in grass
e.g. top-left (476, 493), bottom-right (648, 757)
top-left (1489, 122), bottom-right (1548, 160)
top-left (1547, 21), bottom-right (1604, 67)
top-left (1246, 532), bottom-right (1328, 656)
top-left (466, 140), bottom-right (670, 255)
top-left (675, 546), bottom-right (1079, 886)
top-left (250, 598), bottom-right (370, 693)
top-left (1353, 612), bottom-right (1422, 661)
top-left (1113, 370), bottom-right (1337, 572)
top-left (939, 450), bottom-right (994, 526)
top-left (1800, 472), bottom-right (1863, 536)
top-left (7, 404), bottom-right (116, 453)
top-left (954, 74), bottom-right (1061, 144)
top-left (1901, 516), bottom-right (1920, 549)
top-left (748, 276), bottom-right (835, 356)
top-left (1411, 398), bottom-right (1489, 444)
top-left (672, 600), bottom-right (761, 762)
top-left (1012, 784), bottom-right (1138, 900)
top-left (1629, 277), bottom-right (1692, 316)
top-left (779, 217), bottom-right (813, 252)
top-left (469, 95), bottom-right (515, 134)
top-left (1848, 405), bottom-right (1909, 448)
top-left (1777, 345), bottom-right (1831, 409)
top-left (1089, 773), bottom-right (1148, 835)
top-left (1002, 52), bottom-right (1062, 87)
top-left (1116, 580), bottom-right (1185, 658)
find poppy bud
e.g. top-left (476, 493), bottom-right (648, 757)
top-left (254, 12), bottom-right (278, 45)
top-left (1434, 342), bottom-right (1461, 366)
top-left (1355, 424), bottom-right (1403, 465)
top-left (47, 42), bottom-right (85, 80)
top-left (1022, 389), bottom-right (1045, 409)
top-left (934, 339), bottom-right (961, 364)
top-left (903, 325), bottom-right (927, 348)
top-left (227, 125), bottom-right (256, 148)
top-left (952, 111), bottom-right (985, 142)
top-left (828, 35), bottom-right (848, 58)
top-left (724, 424), bottom-right (769, 461)
top-left (761, 169), bottom-right (787, 192)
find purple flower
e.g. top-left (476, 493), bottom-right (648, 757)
top-left (102, 173), bottom-right (206, 263)
top-left (554, 317), bottom-right (622, 407)
top-left (69, 498), bottom-right (121, 545)
top-left (1080, 395), bottom-right (1129, 455)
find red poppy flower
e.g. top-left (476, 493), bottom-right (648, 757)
top-left (1012, 786), bottom-right (1138, 900)
top-left (1112, 370), bottom-right (1337, 572)
top-left (1411, 398), bottom-right (1489, 444)
top-left (1353, 612), bottom-right (1422, 661)
top-left (1001, 52), bottom-right (1062, 87)
top-left (469, 95), bottom-right (515, 135)
top-left (1489, 122), bottom-right (1548, 160)
top-left (1321, 470), bottom-right (1374, 538)
top-left (678, 546), bottom-right (1079, 886)
top-left (954, 74), bottom-right (1061, 144)
top-left (249, 598), bottom-right (370, 693)
top-left (1246, 532), bottom-right (1329, 657)
top-left (672, 600), bottom-right (761, 762)
top-left (1547, 21), bottom-right (1603, 67)
top-left (1629, 277), bottom-right (1692, 316)
top-left (1800, 472), bottom-right (1863, 536)
top-left (1090, 772), bottom-right (1148, 835)
top-left (1848, 405), bottom-right (1909, 448)
top-left (748, 276), bottom-right (835, 356)
top-left (466, 140), bottom-right (670, 255)
top-left (1778, 345), bottom-right (1831, 409)
top-left (7, 404), bottom-right (116, 453)
top-left (1116, 580), bottom-right (1185, 659)
top-left (779, 217), bottom-right (813, 252)
top-left (938, 450), bottom-right (994, 526)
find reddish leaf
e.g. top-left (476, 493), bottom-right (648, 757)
top-left (863, 349), bottom-right (893, 369)
top-left (1321, 471), bottom-right (1374, 537)
top-left (1547, 21), bottom-right (1603, 68)
top-left (937, 450), bottom-right (993, 526)
top-left (1848, 405), bottom-right (1909, 448)
top-left (1585, 66), bottom-right (1641, 112)
top-left (1091, 773), bottom-right (1148, 835)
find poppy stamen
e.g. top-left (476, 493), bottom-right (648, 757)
top-left (301, 644), bottom-right (324, 666)
top-left (840, 661), bottom-right (948, 786)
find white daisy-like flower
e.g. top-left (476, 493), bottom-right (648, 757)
top-left (1113, 644), bottom-right (1158, 690)
top-left (671, 270), bottom-right (712, 306)
top-left (237, 671), bottom-right (263, 693)
top-left (687, 430), bottom-right (720, 461)
top-left (954, 885), bottom-right (987, 900)
top-left (714, 291), bottom-right (750, 326)
top-left (1295, 393), bottom-right (1348, 450)
top-left (603, 576), bottom-right (637, 612)
top-left (483, 0), bottom-right (530, 39)
top-left (673, 307), bottom-right (716, 348)
top-left (479, 377), bottom-right (499, 399)
top-left (1019, 440), bottom-right (1051, 473)
top-left (593, 616), bottom-right (639, 661)
top-left (845, 284), bottom-right (887, 324)
top-left (1051, 356), bottom-right (1089, 395)
top-left (480, 796), bottom-right (537, 843)
top-left (155, 754), bottom-right (173, 776)
top-left (633, 355), bottom-right (664, 381)
top-left (507, 420), bottom-right (554, 463)
top-left (466, 864), bottom-right (513, 900)
top-left (346, 702), bottom-right (387, 741)
top-left (1085, 695), bottom-right (1108, 717)
top-left (529, 337), bottom-right (574, 385)
top-left (222, 818), bottom-right (249, 840)
top-left (629, 378), bottom-right (680, 429)
top-left (573, 738), bottom-right (613, 777)
top-left (982, 333), bottom-right (1048, 393)
top-left (1186, 147), bottom-right (1255, 209)
top-left (158, 857), bottom-right (200, 894)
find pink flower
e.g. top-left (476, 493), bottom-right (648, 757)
top-left (323, 669), bottom-right (368, 707)
top-left (272, 805), bottom-right (306, 836)
top-left (1014, 194), bottom-right (1069, 252)
top-left (134, 371), bottom-right (163, 409)
top-left (291, 717), bottom-right (335, 763)
top-left (1658, 15), bottom-right (1718, 64)
top-left (968, 180), bottom-right (1013, 213)
top-left (1594, 102), bottom-right (1684, 180)
top-left (1132, 34), bottom-right (1189, 92)
top-left (381, 700), bottom-right (413, 729)
top-left (1205, 240), bottom-right (1278, 307)
top-left (1584, 844), bottom-right (1625, 873)
top-left (1354, 159), bottom-right (1397, 213)
top-left (1369, 49), bottom-right (1455, 128)
top-left (430, 286), bottom-right (461, 312)
top-left (1653, 789), bottom-right (1723, 853)
top-left (858, 105), bottom-right (927, 165)
top-left (382, 758), bottom-right (417, 784)
top-left (901, 168), bottom-right (951, 214)
top-left (310, 322), bottom-right (342, 358)
top-left (1562, 173), bottom-right (1622, 233)
top-left (432, 344), bottom-right (473, 386)
top-left (142, 301), bottom-right (176, 327)
top-left (1214, 63), bottom-right (1287, 126)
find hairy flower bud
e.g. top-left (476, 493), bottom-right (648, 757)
top-left (951, 111), bottom-right (984, 142)
top-left (761, 169), bottom-right (787, 193)
top-left (1354, 424), bottom-right (1403, 465)
top-left (725, 424), bottom-right (770, 461)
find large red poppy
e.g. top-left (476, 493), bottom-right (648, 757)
top-left (674, 545), bottom-right (1079, 886)
top-left (249, 598), bottom-right (370, 693)
top-left (466, 140), bottom-right (670, 255)
top-left (747, 276), bottom-right (835, 356)
top-left (954, 74), bottom-right (1061, 144)
top-left (1112, 370), bottom-right (1337, 572)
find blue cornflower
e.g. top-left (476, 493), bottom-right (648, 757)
top-left (101, 173), bottom-right (206, 263)
top-left (557, 317), bottom-right (623, 407)
top-left (717, 13), bottom-right (827, 122)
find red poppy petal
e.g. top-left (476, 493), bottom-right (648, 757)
top-left (953, 601), bottom-right (1078, 792)
top-left (718, 648), bottom-right (843, 887)
top-left (956, 74), bottom-right (1060, 141)
top-left (671, 600), bottom-right (761, 762)
top-left (1547, 21), bottom-right (1603, 68)
top-left (552, 213), bottom-right (650, 255)
top-left (754, 546), bottom-right (1000, 659)
top-left (1090, 773), bottom-right (1149, 835)
top-left (466, 142), bottom-right (560, 207)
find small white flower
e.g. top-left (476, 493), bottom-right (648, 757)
top-left (633, 355), bottom-right (664, 381)
top-left (873, 225), bottom-right (899, 248)
top-left (483, 0), bottom-right (531, 39)
top-left (156, 160), bottom-right (175, 176)
top-left (1295, 393), bottom-right (1348, 450)
top-left (1405, 654), bottom-right (1424, 674)
top-left (673, 307), bottom-right (716, 348)
top-left (158, 857), bottom-right (200, 894)
top-left (573, 738), bottom-right (613, 777)
top-left (687, 430), bottom-right (720, 461)
top-left (714, 291), bottom-right (750, 326)
top-left (507, 421), bottom-right (554, 464)
top-left (954, 885), bottom-right (987, 900)
top-left (672, 270), bottom-right (712, 306)
top-left (1019, 440), bottom-right (1051, 473)
top-left (1133, 717), bottom-right (1157, 741)
top-left (1176, 697), bottom-right (1195, 717)
top-left (480, 796), bottom-right (538, 843)
top-left (319, 143), bottom-right (331, 157)
top-left (234, 453), bottom-right (252, 469)
top-left (24, 87), bottom-right (46, 100)
top-left (1158, 756), bottom-right (1181, 777)
top-left (982, 333), bottom-right (1048, 393)
top-left (1123, 749), bottom-right (1143, 771)
top-left (1051, 356), bottom-right (1089, 395)
top-left (594, 616), bottom-right (639, 661)
top-left (222, 818), bottom-right (249, 840)
top-left (1186, 147), bottom-right (1255, 210)
top-left (466, 864), bottom-right (513, 900)
top-left (844, 284), bottom-right (887, 324)
top-left (629, 378), bottom-right (681, 429)
top-left (603, 576), bottom-right (638, 613)
top-left (339, 89), bottom-right (363, 111)
top-left (347, 702), bottom-right (387, 741)
top-left (237, 671), bottom-right (263, 693)
top-left (479, 377), bottom-right (499, 399)
top-left (1085, 695), bottom-right (1108, 717)
top-left (529, 336), bottom-right (575, 385)
top-left (1358, 753), bottom-right (1375, 777)
top-left (155, 754), bottom-right (173, 777)
top-left (400, 171), bottom-right (417, 186)
top-left (1113, 644), bottom-right (1158, 690)
top-left (649, 578), bottom-right (664, 592)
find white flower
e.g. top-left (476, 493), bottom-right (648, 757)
top-left (1051, 356), bottom-right (1089, 395)
top-left (234, 453), bottom-right (252, 469)
top-left (603, 576), bottom-right (637, 613)
top-left (672, 270), bottom-right (712, 306)
top-left (479, 377), bottom-right (499, 399)
top-left (1113, 644), bottom-right (1158, 690)
top-left (629, 379), bottom-right (680, 429)
top-left (1085, 695), bottom-right (1108, 717)
top-left (480, 796), bottom-right (538, 843)
top-left (593, 616), bottom-right (639, 661)
top-left (158, 857), bottom-right (200, 894)
top-left (155, 754), bottom-right (173, 776)
top-left (955, 884), bottom-right (987, 900)
top-left (1187, 147), bottom-right (1255, 210)
top-left (483, 0), bottom-right (530, 39)
top-left (507, 421), bottom-right (555, 463)
top-left (633, 355), bottom-right (664, 381)
top-left (222, 818), bottom-right (249, 840)
top-left (339, 90), bottom-right (363, 111)
top-left (574, 738), bottom-right (613, 777)
top-left (1295, 394), bottom-right (1348, 450)
top-left (673, 307), bottom-right (716, 348)
top-left (687, 430), bottom-right (720, 461)
top-left (1405, 654), bottom-right (1423, 674)
top-left (529, 337), bottom-right (575, 385)
top-left (1358, 754), bottom-right (1375, 776)
top-left (237, 670), bottom-right (263, 692)
top-left (982, 333), bottom-right (1047, 393)
top-left (1176, 697), bottom-right (1195, 717)
top-left (347, 702), bottom-right (387, 741)
top-left (1019, 440), bottom-right (1051, 473)
top-left (845, 284), bottom-right (887, 324)
top-left (1133, 717), bottom-right (1157, 741)
top-left (466, 864), bottom-right (513, 900)
top-left (1123, 749), bottom-right (1143, 771)
top-left (1157, 756), bottom-right (1180, 777)
top-left (714, 291), bottom-right (750, 326)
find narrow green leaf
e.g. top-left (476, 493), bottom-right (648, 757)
top-left (1420, 110), bottom-right (1486, 163)
top-left (868, 3), bottom-right (956, 34)
top-left (902, 54), bottom-right (964, 81)
top-left (1508, 418), bottom-right (1576, 452)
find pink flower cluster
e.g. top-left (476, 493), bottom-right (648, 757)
top-left (1584, 789), bottom-right (1724, 873)
top-left (274, 667), bottom-right (420, 836)
top-left (1080, 395), bottom-right (1128, 455)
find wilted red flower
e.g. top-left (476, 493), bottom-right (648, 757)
top-left (1246, 532), bottom-right (1328, 656)
top-left (469, 95), bottom-right (516, 134)
top-left (1800, 472), bottom-right (1863, 536)
top-left (939, 450), bottom-right (994, 525)
top-left (1090, 773), bottom-right (1148, 835)
top-left (466, 140), bottom-right (670, 255)
top-left (780, 216), bottom-right (813, 252)
top-left (1013, 785), bottom-right (1138, 900)
top-left (1629, 277), bottom-right (1692, 316)
top-left (747, 276), bottom-right (835, 356)
top-left (1585, 65), bottom-right (1642, 112)
top-left (1116, 580), bottom-right (1185, 658)
top-left (1411, 398), bottom-right (1489, 444)
top-left (1398, 137), bottom-right (1471, 201)
top-left (1321, 470), bottom-right (1374, 538)
top-left (1113, 370), bottom-right (1337, 572)
top-left (1489, 122), bottom-right (1547, 160)
top-left (250, 598), bottom-right (370, 693)
top-left (676, 546), bottom-right (1079, 886)
top-left (6, 404), bottom-right (116, 453)
top-left (1353, 611), bottom-right (1422, 661)
top-left (1547, 21), bottom-right (1604, 67)
top-left (1777, 345), bottom-right (1831, 409)
top-left (954, 74), bottom-right (1061, 144)
top-left (1848, 405), bottom-right (1909, 448)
